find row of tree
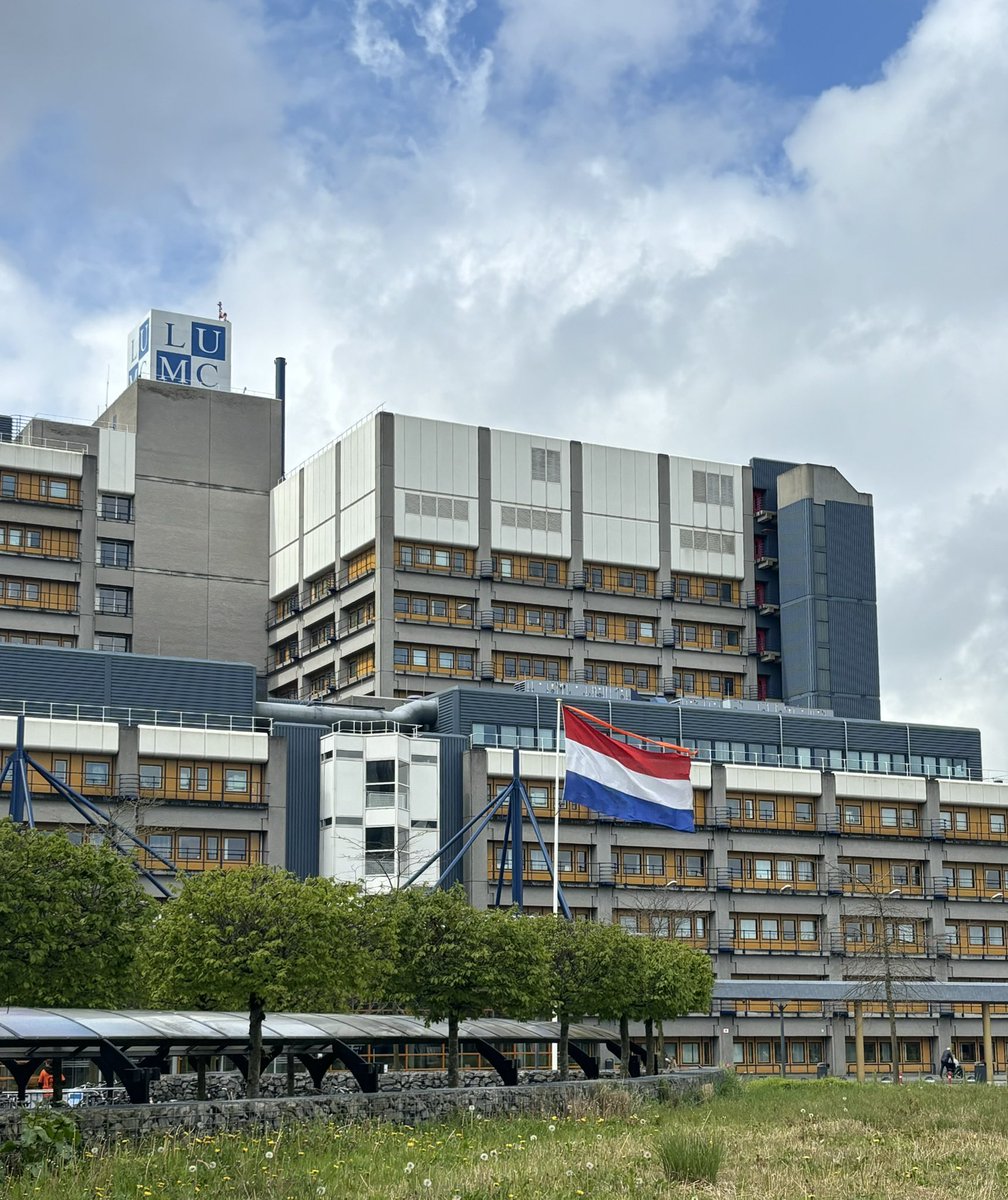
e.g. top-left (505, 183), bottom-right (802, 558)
top-left (0, 823), bottom-right (714, 1096)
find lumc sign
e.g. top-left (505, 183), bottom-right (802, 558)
top-left (127, 310), bottom-right (232, 391)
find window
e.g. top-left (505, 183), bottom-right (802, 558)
top-left (51, 758), bottom-right (68, 783)
top-left (958, 867), bottom-right (975, 889)
top-left (755, 859), bottom-right (772, 880)
top-left (47, 479), bottom-right (69, 500)
top-left (987, 869), bottom-right (1002, 890)
top-left (776, 860), bottom-right (793, 882)
top-left (758, 799), bottom-right (776, 821)
top-left (148, 834), bottom-right (173, 858)
top-left (412, 648), bottom-right (428, 667)
top-left (95, 633), bottom-right (130, 653)
top-left (399, 545), bottom-right (413, 566)
top-left (434, 549), bottom-right (450, 568)
top-left (881, 806), bottom-right (898, 828)
top-left (179, 767), bottom-right (193, 790)
top-left (761, 919), bottom-right (778, 940)
top-left (225, 769), bottom-right (249, 793)
top-left (97, 539), bottom-right (131, 568)
top-left (100, 495), bottom-right (133, 522)
top-left (969, 925), bottom-right (985, 947)
top-left (196, 767), bottom-right (209, 791)
top-left (795, 801), bottom-right (813, 823)
top-left (646, 853), bottom-right (665, 876)
top-left (0, 475), bottom-right (14, 497)
top-left (991, 813), bottom-right (1007, 834)
top-left (96, 586), bottom-right (131, 615)
top-left (844, 804), bottom-right (862, 826)
top-left (738, 918), bottom-right (757, 940)
top-left (394, 645), bottom-right (409, 664)
top-left (224, 836), bottom-right (249, 862)
top-left (955, 811), bottom-right (969, 831)
top-left (177, 834), bottom-right (202, 861)
top-left (901, 808), bottom-right (918, 828)
top-left (84, 761), bottom-right (110, 787)
top-left (799, 920), bottom-right (818, 942)
top-left (139, 764), bottom-right (164, 789)
top-left (438, 651), bottom-right (454, 671)
top-left (685, 854), bottom-right (705, 878)
top-left (431, 599), bottom-right (447, 618)
top-left (622, 852), bottom-right (642, 875)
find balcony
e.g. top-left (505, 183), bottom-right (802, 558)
top-left (115, 774), bottom-right (267, 808)
top-left (715, 868), bottom-right (822, 894)
top-left (754, 508), bottom-right (777, 524)
top-left (755, 555), bottom-right (778, 570)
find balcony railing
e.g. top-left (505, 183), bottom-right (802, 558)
top-left (114, 775), bottom-right (267, 807)
top-left (714, 869), bottom-right (822, 893)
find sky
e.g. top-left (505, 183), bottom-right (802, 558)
top-left (1, 0), bottom-right (1006, 771)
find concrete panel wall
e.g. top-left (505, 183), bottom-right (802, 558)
top-left (582, 444), bottom-right (659, 567)
top-left (97, 429), bottom-right (136, 494)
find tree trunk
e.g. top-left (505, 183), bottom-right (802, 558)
top-left (620, 1014), bottom-right (631, 1077)
top-left (559, 1019), bottom-right (570, 1081)
top-left (196, 1059), bottom-right (207, 1102)
top-left (247, 994), bottom-right (265, 1099)
top-left (286, 1051), bottom-right (296, 1097)
top-left (645, 1018), bottom-right (655, 1075)
top-left (447, 1013), bottom-right (460, 1089)
top-left (656, 1020), bottom-right (666, 1071)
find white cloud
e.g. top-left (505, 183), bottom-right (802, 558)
top-left (2, 0), bottom-right (1007, 770)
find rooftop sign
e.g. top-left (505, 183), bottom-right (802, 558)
top-left (127, 309), bottom-right (231, 391)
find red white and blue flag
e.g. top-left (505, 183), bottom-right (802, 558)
top-left (562, 707), bottom-right (695, 831)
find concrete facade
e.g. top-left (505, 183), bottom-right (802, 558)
top-left (1, 379), bottom-right (282, 667)
top-left (268, 414), bottom-right (881, 721)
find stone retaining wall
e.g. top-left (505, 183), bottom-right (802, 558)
top-left (150, 1067), bottom-right (577, 1102)
top-left (0, 1071), bottom-right (722, 1143)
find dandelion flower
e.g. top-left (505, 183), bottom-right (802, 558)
top-left (265, 1151), bottom-right (274, 1160)
top-left (188, 1166), bottom-right (197, 1173)
top-left (586, 1161), bottom-right (594, 1170)
top-left (405, 1162), bottom-right (415, 1173)
top-left (423, 1180), bottom-right (432, 1189)
top-left (480, 1153), bottom-right (489, 1162)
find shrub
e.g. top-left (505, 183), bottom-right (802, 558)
top-left (0, 1109), bottom-right (80, 1178)
top-left (655, 1127), bottom-right (724, 1184)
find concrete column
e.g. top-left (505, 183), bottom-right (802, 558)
top-left (983, 1003), bottom-right (994, 1084)
top-left (374, 413), bottom-right (397, 695)
top-left (568, 441), bottom-right (585, 679)
top-left (476, 427), bottom-right (493, 672)
top-left (854, 1001), bottom-right (865, 1083)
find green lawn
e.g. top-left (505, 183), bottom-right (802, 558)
top-left (5, 1079), bottom-right (1008, 1199)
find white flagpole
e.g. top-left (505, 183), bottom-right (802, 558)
top-left (552, 700), bottom-right (563, 916)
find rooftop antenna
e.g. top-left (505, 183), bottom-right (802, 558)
top-left (105, 364), bottom-right (110, 408)
top-left (218, 300), bottom-right (228, 321)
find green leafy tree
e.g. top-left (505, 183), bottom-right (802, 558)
top-left (378, 887), bottom-right (550, 1087)
top-left (0, 820), bottom-right (151, 1006)
top-left (634, 937), bottom-right (714, 1073)
top-left (141, 868), bottom-right (368, 1097)
top-left (535, 916), bottom-right (616, 1080)
top-left (591, 924), bottom-right (647, 1076)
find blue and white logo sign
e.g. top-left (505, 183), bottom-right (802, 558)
top-left (127, 309), bottom-right (232, 391)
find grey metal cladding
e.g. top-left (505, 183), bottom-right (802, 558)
top-left (824, 501), bottom-right (877, 601)
top-left (831, 695), bottom-right (882, 720)
top-left (780, 597), bottom-right (815, 699)
top-left (275, 722), bottom-right (324, 879)
top-left (779, 716), bottom-right (847, 749)
top-left (0, 645), bottom-right (256, 715)
top-left (434, 686), bottom-right (979, 769)
top-left (827, 600), bottom-right (880, 697)
top-left (750, 458), bottom-right (797, 510)
top-left (108, 655), bottom-right (256, 714)
top-left (429, 732), bottom-right (468, 887)
top-left (777, 499), bottom-right (814, 602)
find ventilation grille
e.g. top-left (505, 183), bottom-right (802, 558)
top-left (501, 505), bottom-right (563, 533)
top-left (402, 492), bottom-right (470, 522)
top-left (531, 446), bottom-right (562, 483)
top-left (692, 470), bottom-right (735, 506)
top-left (679, 528), bottom-right (736, 555)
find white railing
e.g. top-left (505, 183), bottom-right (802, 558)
top-left (0, 697), bottom-right (270, 733)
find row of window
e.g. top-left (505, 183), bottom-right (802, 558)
top-left (0, 525), bottom-right (79, 559)
top-left (582, 661), bottom-right (659, 691)
top-left (395, 594), bottom-right (475, 624)
top-left (0, 471), bottom-right (77, 505)
top-left (394, 644), bottom-right (475, 675)
top-left (664, 669), bottom-right (741, 697)
top-left (397, 543), bottom-right (474, 575)
top-left (1, 754), bottom-right (260, 801)
top-left (0, 577), bottom-right (76, 612)
top-left (0, 630), bottom-right (75, 647)
top-left (143, 830), bottom-right (260, 867)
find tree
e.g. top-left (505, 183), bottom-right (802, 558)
top-left (634, 937), bottom-right (714, 1073)
top-left (841, 871), bottom-right (928, 1084)
top-left (591, 923), bottom-right (647, 1077)
top-left (0, 819), bottom-right (151, 1006)
top-left (535, 916), bottom-right (616, 1080)
top-left (140, 868), bottom-right (368, 1097)
top-left (378, 887), bottom-right (550, 1088)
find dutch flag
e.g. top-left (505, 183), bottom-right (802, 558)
top-left (561, 706), bottom-right (695, 831)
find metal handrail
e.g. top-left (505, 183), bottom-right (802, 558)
top-left (0, 696), bottom-right (270, 732)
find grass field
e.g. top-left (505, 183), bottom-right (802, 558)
top-left (5, 1078), bottom-right (1008, 1199)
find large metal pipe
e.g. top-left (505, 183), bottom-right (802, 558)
top-left (255, 696), bottom-right (439, 729)
top-left (274, 356), bottom-right (287, 481)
